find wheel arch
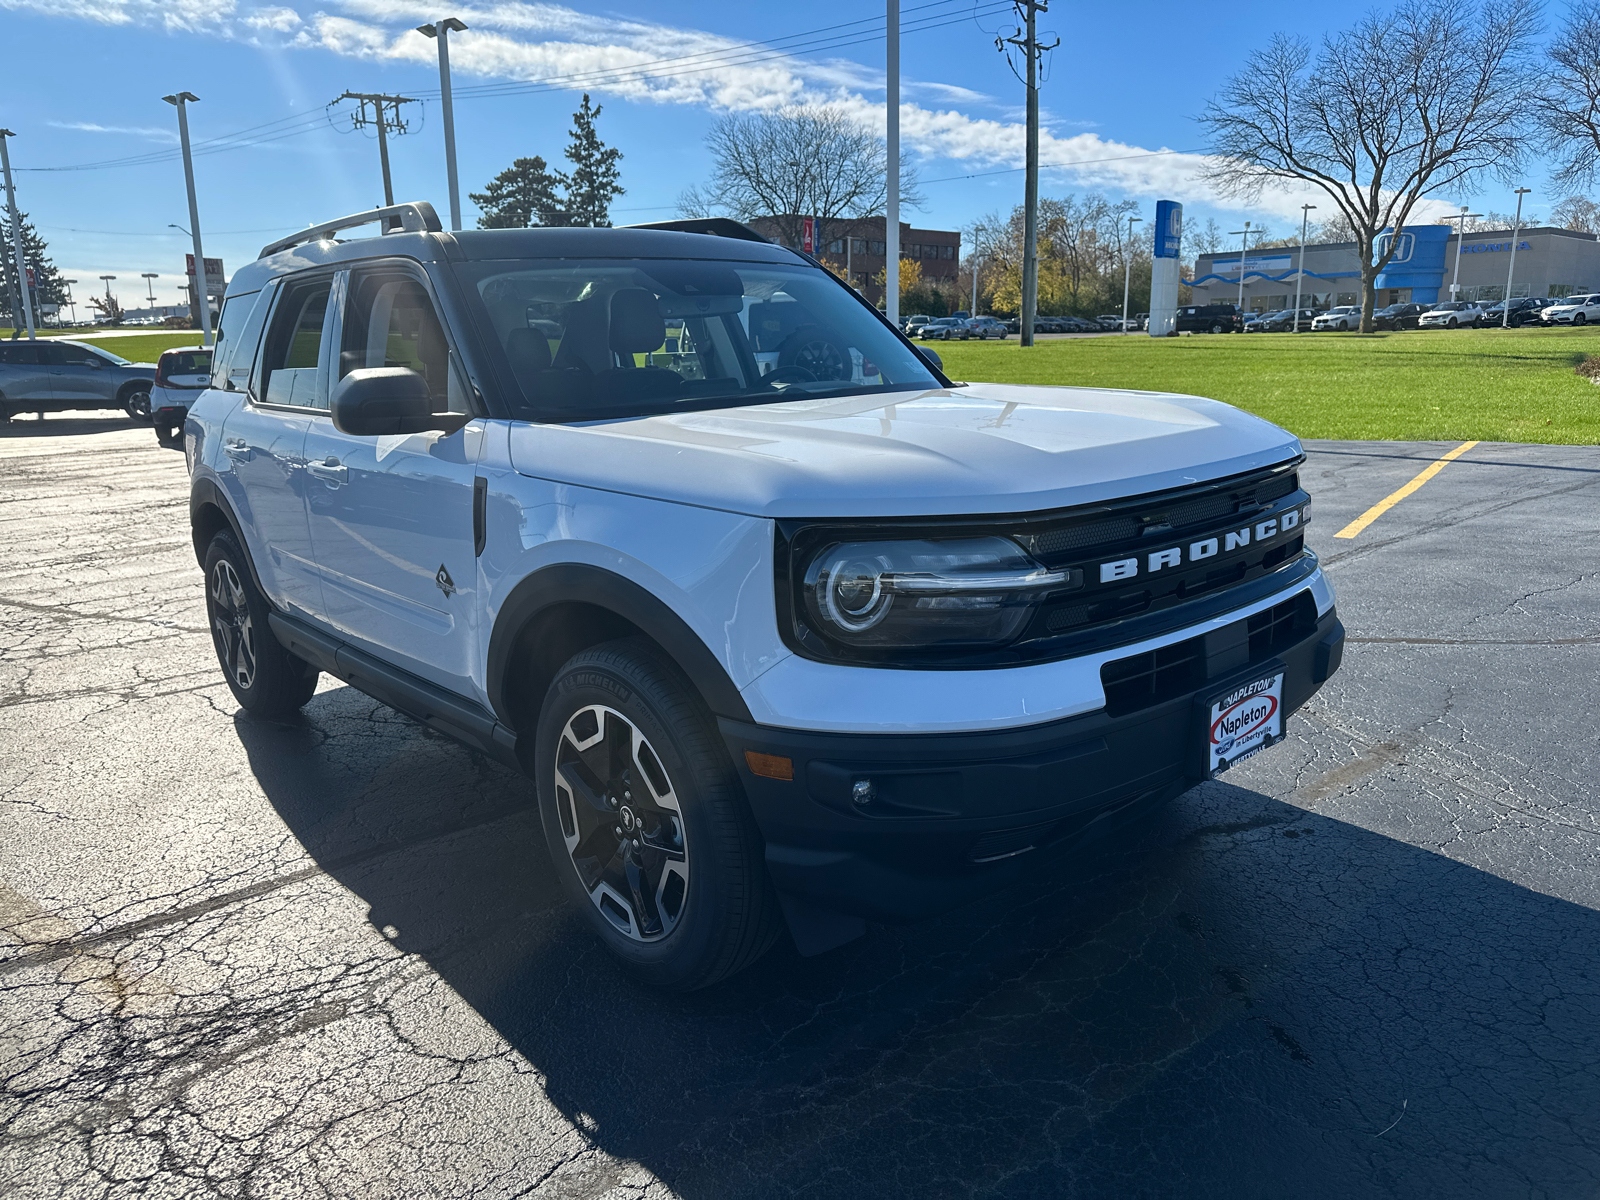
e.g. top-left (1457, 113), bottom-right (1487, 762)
top-left (116, 377), bottom-right (153, 403)
top-left (189, 475), bottom-right (268, 598)
top-left (487, 563), bottom-right (755, 739)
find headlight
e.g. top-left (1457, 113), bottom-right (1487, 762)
top-left (800, 536), bottom-right (1080, 648)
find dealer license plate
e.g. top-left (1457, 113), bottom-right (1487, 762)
top-left (1206, 671), bottom-right (1284, 775)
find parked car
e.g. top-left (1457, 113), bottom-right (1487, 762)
top-left (1311, 306), bottom-right (1363, 332)
top-left (149, 346), bottom-right (213, 448)
top-left (1417, 301), bottom-right (1486, 329)
top-left (918, 317), bottom-right (968, 340)
top-left (1174, 304), bottom-right (1244, 334)
top-left (1092, 314), bottom-right (1122, 331)
top-left (185, 202), bottom-right (1341, 988)
top-left (1243, 310), bottom-right (1287, 333)
top-left (0, 338), bottom-right (157, 423)
top-left (902, 314), bottom-right (933, 336)
top-left (1371, 303), bottom-right (1426, 331)
top-left (1481, 297), bottom-right (1550, 328)
top-left (1252, 308), bottom-right (1322, 332)
top-left (963, 317), bottom-right (1010, 340)
top-left (1540, 294), bottom-right (1600, 325)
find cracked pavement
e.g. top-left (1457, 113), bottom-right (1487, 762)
top-left (3, 417), bottom-right (1599, 1197)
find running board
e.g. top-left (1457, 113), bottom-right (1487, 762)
top-left (268, 611), bottom-right (522, 774)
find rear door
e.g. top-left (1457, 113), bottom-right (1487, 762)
top-left (0, 343), bottom-right (56, 401)
top-left (215, 275), bottom-right (330, 617)
top-left (300, 262), bottom-right (484, 697)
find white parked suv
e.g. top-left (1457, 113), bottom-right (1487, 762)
top-left (1540, 293), bottom-right (1600, 325)
top-left (185, 203), bottom-right (1344, 989)
top-left (149, 345), bottom-right (212, 448)
top-left (1417, 301), bottom-right (1485, 329)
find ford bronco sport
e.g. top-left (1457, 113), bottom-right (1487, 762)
top-left (186, 202), bottom-right (1343, 989)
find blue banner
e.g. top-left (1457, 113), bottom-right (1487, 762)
top-left (1154, 201), bottom-right (1182, 259)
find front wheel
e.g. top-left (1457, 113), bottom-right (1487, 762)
top-left (1209, 322), bottom-right (1223, 334)
top-left (203, 531), bottom-right (320, 716)
top-left (1575, 312), bottom-right (1588, 326)
top-left (535, 639), bottom-right (781, 990)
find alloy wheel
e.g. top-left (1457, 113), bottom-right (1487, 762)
top-left (553, 704), bottom-right (689, 942)
top-left (209, 559), bottom-right (257, 690)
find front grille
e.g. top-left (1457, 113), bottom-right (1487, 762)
top-left (1101, 635), bottom-right (1205, 717)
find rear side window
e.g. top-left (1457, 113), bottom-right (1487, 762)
top-left (0, 344), bottom-right (41, 364)
top-left (259, 278), bottom-right (333, 408)
top-left (210, 289), bottom-right (264, 391)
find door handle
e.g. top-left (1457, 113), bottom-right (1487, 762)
top-left (306, 456), bottom-right (348, 485)
top-left (223, 439), bottom-right (253, 462)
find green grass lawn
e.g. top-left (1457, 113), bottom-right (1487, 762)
top-left (90, 333), bottom-right (210, 364)
top-left (936, 327), bottom-right (1600, 444)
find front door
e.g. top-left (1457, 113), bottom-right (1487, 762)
top-left (301, 264), bottom-right (483, 697)
top-left (52, 343), bottom-right (115, 402)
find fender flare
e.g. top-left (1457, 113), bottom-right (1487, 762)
top-left (486, 563), bottom-right (754, 728)
top-left (189, 474), bottom-right (269, 598)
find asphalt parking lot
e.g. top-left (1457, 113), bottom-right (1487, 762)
top-left (3, 418), bottom-right (1599, 1198)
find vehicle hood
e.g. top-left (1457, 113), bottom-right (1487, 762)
top-left (507, 382), bottom-right (1302, 519)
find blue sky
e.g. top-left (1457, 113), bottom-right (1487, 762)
top-left (0, 0), bottom-right (1567, 311)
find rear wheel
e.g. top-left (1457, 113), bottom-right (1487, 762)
top-left (203, 531), bottom-right (319, 716)
top-left (123, 386), bottom-right (151, 422)
top-left (535, 639), bottom-right (781, 990)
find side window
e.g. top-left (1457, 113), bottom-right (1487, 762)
top-left (340, 269), bottom-right (465, 413)
top-left (56, 344), bottom-right (98, 367)
top-left (259, 279), bottom-right (333, 409)
top-left (36, 344), bottom-right (68, 366)
top-left (211, 289), bottom-right (264, 391)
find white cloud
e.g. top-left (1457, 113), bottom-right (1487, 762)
top-left (47, 121), bottom-right (179, 142)
top-left (244, 5), bottom-right (300, 31)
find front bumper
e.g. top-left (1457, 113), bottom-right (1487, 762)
top-left (724, 596), bottom-right (1343, 930)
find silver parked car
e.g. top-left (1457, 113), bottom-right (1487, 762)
top-left (0, 339), bottom-right (158, 423)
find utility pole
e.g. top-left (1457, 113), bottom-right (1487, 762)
top-left (1228, 222), bottom-right (1255, 315)
top-left (1503, 188), bottom-right (1530, 327)
top-left (0, 129), bottom-right (36, 341)
top-left (1121, 214), bottom-right (1142, 333)
top-left (1293, 204), bottom-right (1315, 332)
top-left (417, 19), bottom-right (468, 232)
top-left (1447, 207), bottom-right (1481, 301)
top-left (885, 0), bottom-right (900, 328)
top-left (340, 92), bottom-right (418, 210)
top-left (162, 93), bottom-right (214, 347)
top-left (1002, 1), bottom-right (1056, 348)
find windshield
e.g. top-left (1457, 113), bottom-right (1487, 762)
top-left (456, 257), bottom-right (940, 422)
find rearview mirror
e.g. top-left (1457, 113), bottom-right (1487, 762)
top-left (330, 367), bottom-right (468, 436)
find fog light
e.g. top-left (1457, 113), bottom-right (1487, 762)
top-left (852, 779), bottom-right (876, 807)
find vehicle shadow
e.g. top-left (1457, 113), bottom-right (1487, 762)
top-left (0, 414), bottom-right (142, 437)
top-left (236, 689), bottom-right (1600, 1199)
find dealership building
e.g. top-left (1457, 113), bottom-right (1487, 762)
top-left (1188, 224), bottom-right (1600, 311)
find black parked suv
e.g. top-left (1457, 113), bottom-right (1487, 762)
top-left (1371, 303), bottom-right (1426, 331)
top-left (1174, 304), bottom-right (1243, 334)
top-left (1482, 297), bottom-right (1550, 328)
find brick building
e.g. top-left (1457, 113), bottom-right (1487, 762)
top-left (748, 215), bottom-right (961, 304)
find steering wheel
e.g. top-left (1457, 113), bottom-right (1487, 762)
top-left (778, 327), bottom-right (852, 382)
top-left (764, 365), bottom-right (818, 386)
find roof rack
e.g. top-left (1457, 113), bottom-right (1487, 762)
top-left (622, 217), bottom-right (770, 244)
top-left (258, 201), bottom-right (443, 259)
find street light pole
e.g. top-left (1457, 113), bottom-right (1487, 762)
top-left (885, 0), bottom-right (900, 328)
top-left (162, 92), bottom-right (214, 346)
top-left (1229, 222), bottom-right (1254, 315)
top-left (971, 254), bottom-right (980, 315)
top-left (417, 18), bottom-right (468, 232)
top-left (1448, 207), bottom-right (1481, 302)
top-left (141, 272), bottom-right (159, 312)
top-left (1121, 214), bottom-right (1142, 333)
top-left (0, 129), bottom-right (37, 340)
top-left (1503, 188), bottom-right (1530, 328)
top-left (1293, 204), bottom-right (1316, 332)
top-left (63, 279), bottom-right (76, 325)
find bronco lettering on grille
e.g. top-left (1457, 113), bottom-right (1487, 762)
top-left (1098, 504), bottom-right (1308, 584)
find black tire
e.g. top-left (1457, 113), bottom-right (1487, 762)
top-left (203, 530), bottom-right (319, 717)
top-left (534, 638), bottom-right (782, 990)
top-left (1209, 322), bottom-right (1223, 334)
top-left (1575, 312), bottom-right (1587, 326)
top-left (123, 385), bottom-right (152, 422)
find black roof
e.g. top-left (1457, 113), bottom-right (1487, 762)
top-left (229, 222), bottom-right (798, 297)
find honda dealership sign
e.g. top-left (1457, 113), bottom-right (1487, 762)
top-left (1149, 201), bottom-right (1182, 336)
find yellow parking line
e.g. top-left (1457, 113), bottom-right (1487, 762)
top-left (1333, 441), bottom-right (1479, 539)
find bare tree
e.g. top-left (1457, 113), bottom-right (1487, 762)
top-left (1551, 194), bottom-right (1600, 231)
top-left (678, 106), bottom-right (921, 247)
top-left (1535, 4), bottom-right (1600, 191)
top-left (1200, 0), bottom-right (1538, 331)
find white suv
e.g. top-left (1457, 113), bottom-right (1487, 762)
top-left (185, 203), bottom-right (1344, 989)
top-left (1310, 306), bottom-right (1361, 331)
top-left (1541, 293), bottom-right (1600, 325)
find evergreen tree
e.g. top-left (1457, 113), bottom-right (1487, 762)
top-left (563, 94), bottom-right (623, 227)
top-left (469, 156), bottom-right (569, 228)
top-left (0, 212), bottom-right (66, 328)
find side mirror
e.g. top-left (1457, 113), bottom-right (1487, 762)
top-left (87, 357), bottom-right (104, 369)
top-left (916, 345), bottom-right (944, 373)
top-left (330, 367), bottom-right (467, 436)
